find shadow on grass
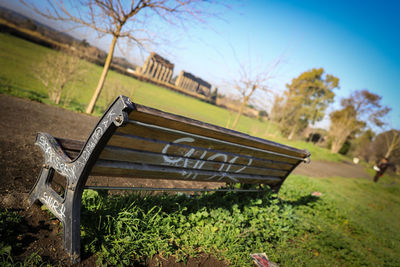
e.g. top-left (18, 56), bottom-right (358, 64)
top-left (81, 188), bottom-right (319, 216)
top-left (0, 83), bottom-right (46, 103)
top-left (0, 83), bottom-right (87, 113)
top-left (79, 188), bottom-right (320, 262)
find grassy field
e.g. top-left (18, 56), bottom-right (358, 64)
top-left (80, 174), bottom-right (400, 266)
top-left (0, 32), bottom-right (348, 162)
top-left (3, 174), bottom-right (398, 266)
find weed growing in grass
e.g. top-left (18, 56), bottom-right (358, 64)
top-left (80, 189), bottom-right (303, 265)
top-left (0, 210), bottom-right (24, 253)
top-left (0, 251), bottom-right (46, 267)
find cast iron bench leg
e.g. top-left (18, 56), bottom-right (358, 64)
top-left (28, 159), bottom-right (83, 263)
top-left (28, 96), bottom-right (134, 263)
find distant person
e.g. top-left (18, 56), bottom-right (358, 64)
top-left (373, 157), bottom-right (395, 182)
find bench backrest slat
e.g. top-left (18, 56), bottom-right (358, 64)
top-left (106, 134), bottom-right (294, 170)
top-left (98, 147), bottom-right (288, 177)
top-left (55, 137), bottom-right (295, 172)
top-left (131, 105), bottom-right (309, 159)
top-left (116, 121), bottom-right (302, 163)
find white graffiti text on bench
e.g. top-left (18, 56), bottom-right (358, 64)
top-left (38, 135), bottom-right (78, 182)
top-left (41, 192), bottom-right (66, 219)
top-left (76, 110), bottom-right (115, 181)
top-left (38, 110), bottom-right (116, 185)
top-left (162, 137), bottom-right (253, 182)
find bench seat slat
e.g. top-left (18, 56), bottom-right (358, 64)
top-left (107, 134), bottom-right (295, 170)
top-left (55, 138), bottom-right (83, 152)
top-left (130, 105), bottom-right (309, 159)
top-left (98, 146), bottom-right (288, 177)
top-left (116, 122), bottom-right (300, 164)
top-left (92, 160), bottom-right (283, 185)
top-left (55, 138), bottom-right (83, 159)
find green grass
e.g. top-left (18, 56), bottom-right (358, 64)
top-left (278, 174), bottom-right (400, 266)
top-left (76, 174), bottom-right (400, 266)
top-left (287, 140), bottom-right (349, 162)
top-left (1, 174), bottom-right (398, 266)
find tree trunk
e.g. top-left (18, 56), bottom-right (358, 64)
top-left (231, 96), bottom-right (249, 130)
top-left (225, 113), bottom-right (232, 128)
top-left (331, 138), bottom-right (345, 153)
top-left (55, 90), bottom-right (62, 105)
top-left (385, 132), bottom-right (399, 158)
top-left (86, 35), bottom-right (118, 114)
top-left (288, 126), bottom-right (296, 140)
top-left (55, 84), bottom-right (65, 105)
top-left (385, 148), bottom-right (393, 159)
top-left (49, 85), bottom-right (57, 103)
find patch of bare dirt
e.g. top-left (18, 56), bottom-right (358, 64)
top-left (147, 254), bottom-right (228, 267)
top-left (0, 94), bottom-right (97, 265)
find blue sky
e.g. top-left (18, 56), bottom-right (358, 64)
top-left (2, 0), bottom-right (400, 130)
top-left (171, 0), bottom-right (400, 130)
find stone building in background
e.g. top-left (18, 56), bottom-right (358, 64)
top-left (175, 70), bottom-right (211, 97)
top-left (137, 52), bottom-right (174, 83)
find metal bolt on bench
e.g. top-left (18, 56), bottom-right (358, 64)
top-left (28, 95), bottom-right (310, 263)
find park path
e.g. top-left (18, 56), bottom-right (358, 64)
top-left (293, 159), bottom-right (370, 179)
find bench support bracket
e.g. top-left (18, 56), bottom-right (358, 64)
top-left (28, 96), bottom-right (134, 263)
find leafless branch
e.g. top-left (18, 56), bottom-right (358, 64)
top-left (21, 0), bottom-right (220, 113)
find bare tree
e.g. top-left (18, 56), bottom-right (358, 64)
top-left (367, 129), bottom-right (400, 166)
top-left (22, 0), bottom-right (216, 113)
top-left (229, 57), bottom-right (281, 130)
top-left (34, 48), bottom-right (87, 105)
top-left (101, 79), bottom-right (138, 110)
top-left (329, 90), bottom-right (390, 153)
top-left (383, 130), bottom-right (400, 159)
top-left (348, 129), bottom-right (375, 161)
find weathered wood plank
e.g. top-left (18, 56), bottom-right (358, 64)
top-left (116, 122), bottom-right (300, 164)
top-left (92, 160), bottom-right (283, 185)
top-left (55, 138), bottom-right (82, 160)
top-left (130, 105), bottom-right (310, 159)
top-left (56, 138), bottom-right (83, 152)
top-left (98, 146), bottom-right (288, 177)
top-left (107, 134), bottom-right (295, 170)
top-left (54, 136), bottom-right (295, 173)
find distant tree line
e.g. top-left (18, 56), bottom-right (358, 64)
top-left (268, 67), bottom-right (397, 166)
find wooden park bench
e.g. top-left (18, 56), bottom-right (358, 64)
top-left (28, 95), bottom-right (310, 262)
